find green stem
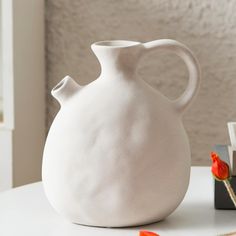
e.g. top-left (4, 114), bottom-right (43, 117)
top-left (223, 179), bottom-right (236, 208)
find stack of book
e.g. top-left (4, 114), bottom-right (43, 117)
top-left (213, 144), bottom-right (236, 209)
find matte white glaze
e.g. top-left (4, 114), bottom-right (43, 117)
top-left (42, 39), bottom-right (201, 227)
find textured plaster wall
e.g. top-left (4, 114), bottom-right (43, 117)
top-left (46, 0), bottom-right (236, 165)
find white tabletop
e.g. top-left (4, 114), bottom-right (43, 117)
top-left (0, 167), bottom-right (235, 236)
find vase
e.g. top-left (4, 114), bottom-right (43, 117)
top-left (42, 39), bottom-right (201, 227)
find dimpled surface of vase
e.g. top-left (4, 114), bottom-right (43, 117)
top-left (42, 39), bottom-right (201, 227)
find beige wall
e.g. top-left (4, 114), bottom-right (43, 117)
top-left (46, 0), bottom-right (236, 166)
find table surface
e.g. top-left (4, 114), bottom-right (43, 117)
top-left (0, 167), bottom-right (235, 236)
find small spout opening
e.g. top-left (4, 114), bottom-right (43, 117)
top-left (52, 77), bottom-right (68, 93)
top-left (51, 76), bottom-right (80, 106)
top-left (92, 40), bottom-right (141, 48)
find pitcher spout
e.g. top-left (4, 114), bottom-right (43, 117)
top-left (51, 76), bottom-right (80, 106)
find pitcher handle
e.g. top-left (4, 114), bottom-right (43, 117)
top-left (142, 39), bottom-right (201, 114)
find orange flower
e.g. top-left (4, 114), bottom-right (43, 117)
top-left (139, 231), bottom-right (160, 236)
top-left (211, 152), bottom-right (230, 181)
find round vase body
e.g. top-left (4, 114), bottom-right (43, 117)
top-left (42, 40), bottom-right (200, 227)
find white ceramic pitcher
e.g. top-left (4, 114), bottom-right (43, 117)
top-left (42, 39), bottom-right (201, 227)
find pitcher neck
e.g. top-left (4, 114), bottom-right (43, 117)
top-left (91, 40), bottom-right (143, 79)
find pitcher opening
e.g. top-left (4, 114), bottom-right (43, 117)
top-left (92, 40), bottom-right (141, 48)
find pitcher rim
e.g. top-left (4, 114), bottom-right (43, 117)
top-left (91, 40), bottom-right (141, 48)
